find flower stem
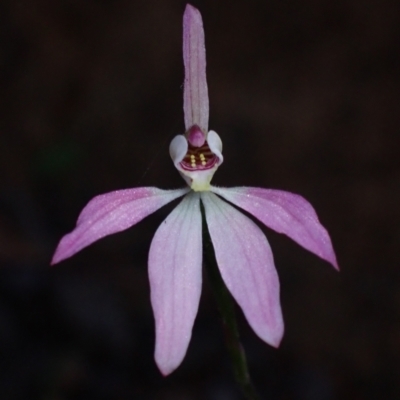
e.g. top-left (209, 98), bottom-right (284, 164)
top-left (200, 203), bottom-right (261, 400)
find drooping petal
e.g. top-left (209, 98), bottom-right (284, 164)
top-left (183, 4), bottom-right (209, 132)
top-left (51, 187), bottom-right (189, 264)
top-left (201, 192), bottom-right (284, 347)
top-left (149, 192), bottom-right (202, 375)
top-left (211, 186), bottom-right (339, 269)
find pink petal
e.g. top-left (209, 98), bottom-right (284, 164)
top-left (149, 192), bottom-right (202, 375)
top-left (183, 4), bottom-right (209, 132)
top-left (211, 186), bottom-right (339, 270)
top-left (51, 187), bottom-right (189, 264)
top-left (201, 192), bottom-right (284, 347)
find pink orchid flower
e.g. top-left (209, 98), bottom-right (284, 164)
top-left (51, 4), bottom-right (338, 376)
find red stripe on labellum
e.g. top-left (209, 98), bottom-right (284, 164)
top-left (180, 142), bottom-right (218, 171)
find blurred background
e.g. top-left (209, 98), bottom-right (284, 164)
top-left (0, 0), bottom-right (399, 398)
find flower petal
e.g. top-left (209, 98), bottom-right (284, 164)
top-left (201, 192), bottom-right (284, 347)
top-left (211, 186), bottom-right (339, 269)
top-left (51, 187), bottom-right (189, 264)
top-left (183, 4), bottom-right (209, 132)
top-left (149, 192), bottom-right (202, 375)
top-left (169, 134), bottom-right (188, 166)
top-left (207, 130), bottom-right (223, 164)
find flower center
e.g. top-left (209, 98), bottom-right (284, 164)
top-left (179, 142), bottom-right (218, 171)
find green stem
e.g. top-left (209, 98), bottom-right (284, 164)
top-left (201, 203), bottom-right (261, 400)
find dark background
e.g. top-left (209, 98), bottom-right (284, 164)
top-left (0, 0), bottom-right (399, 399)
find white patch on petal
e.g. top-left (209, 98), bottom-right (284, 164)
top-left (207, 130), bottom-right (223, 165)
top-left (169, 135), bottom-right (188, 166)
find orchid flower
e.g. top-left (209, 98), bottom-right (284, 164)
top-left (51, 4), bottom-right (338, 376)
